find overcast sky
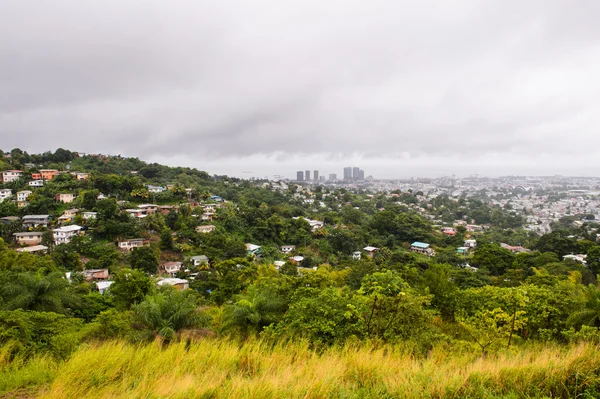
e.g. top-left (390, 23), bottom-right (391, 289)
top-left (1, 0), bottom-right (600, 179)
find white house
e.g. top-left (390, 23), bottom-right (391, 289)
top-left (1, 170), bottom-right (23, 183)
top-left (146, 185), bottom-right (166, 193)
top-left (352, 251), bottom-right (362, 261)
top-left (280, 245), bottom-right (296, 254)
top-left (195, 225), bottom-right (216, 233)
top-left (0, 189), bottom-right (12, 202)
top-left (118, 238), bottom-right (149, 251)
top-left (82, 212), bottom-right (97, 220)
top-left (96, 281), bottom-right (114, 294)
top-left (157, 278), bottom-right (189, 290)
top-left (22, 215), bottom-right (51, 228)
top-left (161, 261), bottom-right (183, 276)
top-left (16, 190), bottom-right (32, 202)
top-left (53, 225), bottom-right (83, 244)
top-left (28, 180), bottom-right (44, 187)
top-left (56, 193), bottom-right (74, 203)
top-left (363, 246), bottom-right (380, 258)
top-left (190, 255), bottom-right (209, 267)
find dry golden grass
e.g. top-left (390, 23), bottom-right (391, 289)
top-left (24, 339), bottom-right (600, 399)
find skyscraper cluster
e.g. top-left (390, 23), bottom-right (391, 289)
top-left (344, 166), bottom-right (366, 181)
top-left (295, 167), bottom-right (366, 182)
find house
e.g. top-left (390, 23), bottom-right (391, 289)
top-left (53, 225), bottom-right (83, 244)
top-left (137, 204), bottom-right (158, 214)
top-left (195, 225), bottom-right (216, 234)
top-left (22, 215), bottom-right (51, 228)
top-left (39, 169), bottom-right (59, 180)
top-left (82, 212), bottom-right (97, 220)
top-left (58, 208), bottom-right (78, 224)
top-left (157, 278), bottom-right (189, 290)
top-left (28, 180), bottom-right (44, 187)
top-left (158, 205), bottom-right (178, 214)
top-left (0, 189), bottom-right (12, 202)
top-left (190, 255), bottom-right (209, 267)
top-left (161, 261), bottom-right (183, 276)
top-left (31, 173), bottom-right (42, 180)
top-left (202, 204), bottom-right (217, 212)
top-left (292, 217), bottom-right (324, 231)
top-left (83, 268), bottom-right (109, 281)
top-left (118, 238), bottom-right (149, 251)
top-left (411, 242), bottom-right (434, 255)
top-left (146, 185), bottom-right (166, 193)
top-left (500, 243), bottom-right (529, 253)
top-left (96, 281), bottom-right (114, 294)
top-left (56, 193), bottom-right (74, 203)
top-left (457, 247), bottom-right (469, 255)
top-left (1, 216), bottom-right (20, 225)
top-left (16, 245), bottom-right (48, 254)
top-left (201, 212), bottom-right (214, 222)
top-left (14, 232), bottom-right (43, 246)
top-left (464, 239), bottom-right (477, 248)
top-left (1, 170), bottom-right (23, 183)
top-left (352, 251), bottom-right (362, 260)
top-left (363, 246), bottom-right (380, 258)
top-left (281, 245), bottom-right (296, 254)
top-left (17, 190), bottom-right (32, 202)
top-left (246, 243), bottom-right (261, 256)
top-left (289, 255), bottom-right (304, 264)
top-left (125, 209), bottom-right (146, 219)
top-left (75, 173), bottom-right (89, 180)
top-left (442, 227), bottom-right (456, 236)
top-left (466, 224), bottom-right (483, 232)
top-left (211, 195), bottom-right (223, 202)
top-left (273, 260), bottom-right (286, 269)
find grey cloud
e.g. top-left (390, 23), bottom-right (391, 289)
top-left (1, 0), bottom-right (600, 177)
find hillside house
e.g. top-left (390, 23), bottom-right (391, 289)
top-left (411, 242), bottom-right (434, 256)
top-left (201, 212), bottom-right (214, 222)
top-left (31, 173), bottom-right (42, 180)
top-left (2, 170), bottom-right (23, 183)
top-left (16, 245), bottom-right (48, 254)
top-left (118, 238), bottom-right (149, 251)
top-left (195, 225), bottom-right (216, 234)
top-left (83, 268), bottom-right (109, 281)
top-left (190, 255), bottom-right (209, 267)
top-left (289, 255), bottom-right (304, 264)
top-left (28, 180), bottom-right (44, 187)
top-left (1, 216), bottom-right (20, 225)
top-left (82, 212), bottom-right (97, 220)
top-left (280, 245), bottom-right (296, 254)
top-left (352, 251), bottom-right (362, 260)
top-left (457, 247), bottom-right (469, 255)
top-left (442, 227), bottom-right (456, 236)
top-left (246, 243), bottom-right (261, 256)
top-left (125, 209), bottom-right (146, 219)
top-left (96, 281), bottom-right (114, 294)
top-left (56, 193), bottom-right (74, 203)
top-left (75, 173), bottom-right (89, 180)
top-left (40, 169), bottom-right (58, 180)
top-left (16, 190), bottom-right (32, 202)
top-left (500, 243), bottom-right (529, 253)
top-left (157, 278), bottom-right (189, 290)
top-left (464, 239), bottom-right (477, 248)
top-left (146, 185), bottom-right (165, 193)
top-left (53, 225), bottom-right (83, 244)
top-left (14, 232), bottom-right (43, 246)
top-left (0, 189), bottom-right (12, 202)
top-left (161, 261), bottom-right (183, 276)
top-left (22, 215), bottom-right (51, 228)
top-left (363, 246), bottom-right (380, 258)
top-left (138, 204), bottom-right (158, 214)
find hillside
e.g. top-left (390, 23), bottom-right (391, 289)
top-left (1, 149), bottom-right (600, 398)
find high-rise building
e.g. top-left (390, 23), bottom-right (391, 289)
top-left (296, 171), bottom-right (304, 181)
top-left (319, 176), bottom-right (325, 182)
top-left (329, 174), bottom-right (337, 181)
top-left (305, 170), bottom-right (311, 181)
top-left (358, 169), bottom-right (365, 180)
top-left (313, 170), bottom-right (319, 181)
top-left (352, 167), bottom-right (360, 181)
top-left (343, 167), bottom-right (352, 180)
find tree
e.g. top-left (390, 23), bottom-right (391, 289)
top-left (110, 268), bottom-right (155, 310)
top-left (567, 284), bottom-right (600, 329)
top-left (129, 246), bottom-right (160, 274)
top-left (472, 244), bottom-right (515, 275)
top-left (0, 272), bottom-right (73, 314)
top-left (160, 228), bottom-right (174, 250)
top-left (423, 264), bottom-right (458, 321)
top-left (133, 289), bottom-right (206, 342)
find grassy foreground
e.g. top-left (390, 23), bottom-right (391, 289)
top-left (2, 340), bottom-right (600, 398)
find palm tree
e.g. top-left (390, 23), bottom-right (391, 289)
top-left (568, 285), bottom-right (600, 329)
top-left (1, 271), bottom-right (71, 313)
top-left (133, 289), bottom-right (205, 341)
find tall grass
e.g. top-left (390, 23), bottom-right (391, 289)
top-left (18, 339), bottom-right (597, 399)
top-left (2, 339), bottom-right (599, 398)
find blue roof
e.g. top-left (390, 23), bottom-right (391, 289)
top-left (411, 242), bottom-right (430, 249)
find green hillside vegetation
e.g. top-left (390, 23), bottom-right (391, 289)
top-left (1, 148), bottom-right (600, 398)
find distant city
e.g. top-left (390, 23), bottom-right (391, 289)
top-left (295, 166), bottom-right (372, 182)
